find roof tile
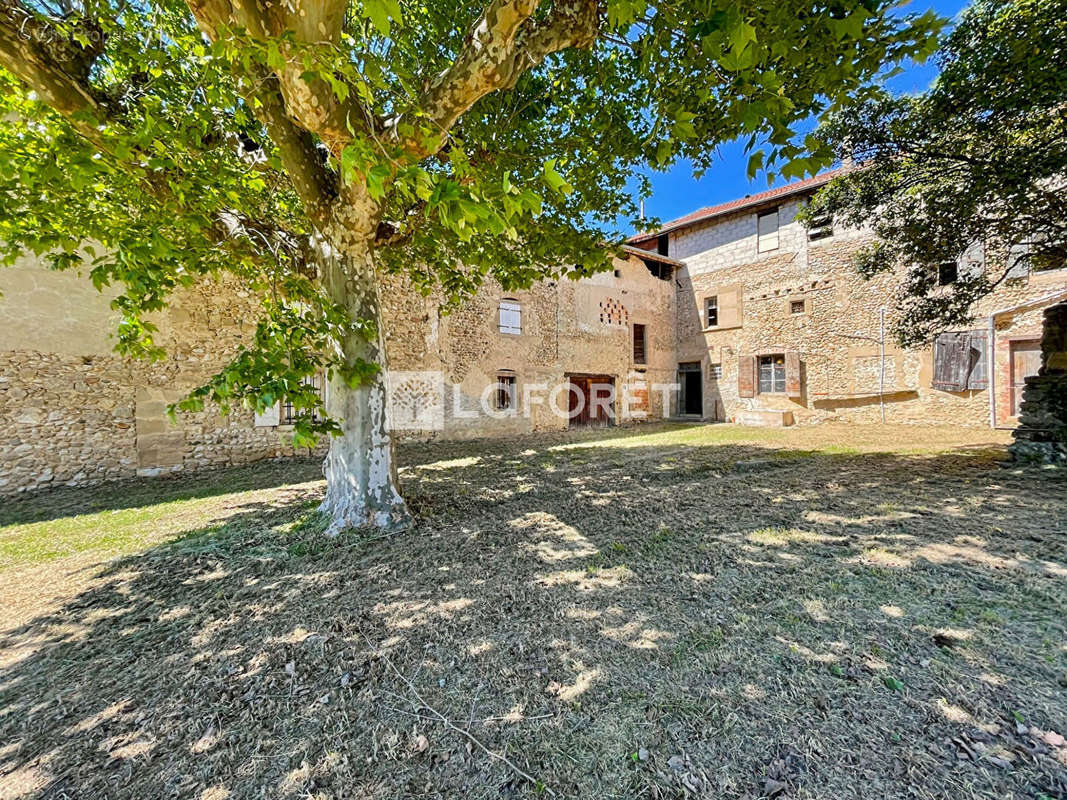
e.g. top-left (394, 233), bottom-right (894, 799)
top-left (629, 167), bottom-right (848, 243)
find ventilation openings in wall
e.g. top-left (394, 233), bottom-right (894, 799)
top-left (600, 298), bottom-right (629, 326)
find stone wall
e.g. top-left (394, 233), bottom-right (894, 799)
top-left (1010, 302), bottom-right (1067, 463)
top-left (1, 252), bottom-right (675, 495)
top-left (670, 195), bottom-right (1067, 427)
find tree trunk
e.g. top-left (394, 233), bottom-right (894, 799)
top-left (314, 229), bottom-right (411, 535)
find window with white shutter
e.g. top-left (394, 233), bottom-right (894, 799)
top-left (1006, 238), bottom-right (1033, 279)
top-left (498, 300), bottom-right (521, 334)
top-left (253, 404), bottom-right (280, 427)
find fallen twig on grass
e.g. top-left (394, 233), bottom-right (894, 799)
top-left (362, 630), bottom-right (556, 796)
top-left (380, 704), bottom-right (556, 727)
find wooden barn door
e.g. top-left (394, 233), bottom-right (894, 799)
top-left (1010, 339), bottom-right (1042, 417)
top-left (567, 375), bottom-right (615, 428)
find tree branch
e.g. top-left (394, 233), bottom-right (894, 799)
top-left (0, 0), bottom-right (104, 130)
top-left (186, 0), bottom-right (368, 150)
top-left (0, 2), bottom-right (320, 271)
top-left (240, 65), bottom-right (340, 223)
top-left (388, 0), bottom-right (599, 159)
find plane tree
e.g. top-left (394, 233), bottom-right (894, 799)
top-left (0, 0), bottom-right (939, 531)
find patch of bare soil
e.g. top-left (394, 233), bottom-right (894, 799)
top-left (1, 425), bottom-right (1065, 799)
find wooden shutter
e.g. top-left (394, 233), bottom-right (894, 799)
top-left (966, 330), bottom-right (989, 389)
top-left (738, 355), bottom-right (756, 398)
top-left (254, 403), bottom-right (280, 427)
top-left (1006, 239), bottom-right (1032, 279)
top-left (499, 300), bottom-right (521, 334)
top-left (932, 333), bottom-right (969, 391)
top-left (757, 208), bottom-right (779, 252)
top-left (633, 324), bottom-right (647, 364)
top-left (785, 351), bottom-right (802, 398)
top-left (959, 241), bottom-right (985, 280)
top-left (717, 285), bottom-right (743, 329)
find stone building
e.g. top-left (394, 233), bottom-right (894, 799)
top-left (629, 170), bottom-right (1067, 429)
top-left (0, 246), bottom-right (678, 495)
top-left (3, 169), bottom-right (1065, 495)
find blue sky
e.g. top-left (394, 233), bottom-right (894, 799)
top-left (626, 0), bottom-right (969, 233)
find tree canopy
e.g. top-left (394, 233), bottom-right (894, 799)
top-left (803, 0), bottom-right (1067, 347)
top-left (0, 0), bottom-right (940, 527)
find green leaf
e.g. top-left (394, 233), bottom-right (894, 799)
top-left (746, 150), bottom-right (764, 178)
top-left (542, 159), bottom-right (572, 196)
top-left (728, 21), bottom-right (757, 53)
top-left (362, 0), bottom-right (401, 35)
top-left (362, 0), bottom-right (391, 35)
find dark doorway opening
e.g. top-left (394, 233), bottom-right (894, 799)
top-left (678, 362), bottom-right (703, 416)
top-left (566, 374), bottom-right (615, 428)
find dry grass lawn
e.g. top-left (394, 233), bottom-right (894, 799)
top-left (1, 422), bottom-right (1065, 800)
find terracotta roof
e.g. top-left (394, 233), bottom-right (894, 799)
top-left (628, 167), bottom-right (849, 244)
top-left (620, 245), bottom-right (685, 268)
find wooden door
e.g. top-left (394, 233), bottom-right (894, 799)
top-left (1010, 339), bottom-right (1041, 417)
top-left (589, 380), bottom-right (614, 426)
top-left (567, 376), bottom-right (614, 427)
top-left (568, 377), bottom-right (588, 427)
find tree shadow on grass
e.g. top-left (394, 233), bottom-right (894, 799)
top-left (0, 423), bottom-right (707, 527)
top-left (1, 433), bottom-right (1065, 799)
top-left (0, 458), bottom-right (326, 527)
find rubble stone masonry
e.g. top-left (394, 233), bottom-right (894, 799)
top-left (1, 250), bottom-right (676, 495)
top-left (669, 195), bottom-right (1067, 426)
top-left (4, 178), bottom-right (1065, 496)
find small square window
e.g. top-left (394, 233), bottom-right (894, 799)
top-left (938, 261), bottom-right (958, 286)
top-left (790, 300), bottom-right (805, 315)
top-left (705, 296), bottom-right (718, 327)
top-left (281, 373), bottom-right (326, 425)
top-left (807, 205), bottom-right (833, 240)
top-left (614, 269), bottom-right (622, 278)
top-left (709, 364), bottom-right (723, 379)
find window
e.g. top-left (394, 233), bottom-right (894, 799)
top-left (498, 299), bottom-right (521, 334)
top-left (613, 269), bottom-right (622, 278)
top-left (1007, 237), bottom-right (1033, 279)
top-left (495, 374), bottom-right (517, 411)
top-left (632, 323), bottom-right (647, 364)
top-left (757, 208), bottom-right (779, 252)
top-left (790, 300), bottom-right (806, 315)
top-left (932, 331), bottom-right (988, 391)
top-left (807, 210), bottom-right (833, 241)
top-left (657, 234), bottom-right (669, 256)
top-left (757, 354), bottom-right (787, 394)
top-left (705, 296), bottom-right (718, 327)
top-left (281, 373), bottom-right (325, 425)
top-left (709, 364), bottom-right (723, 379)
top-left (938, 261), bottom-right (958, 286)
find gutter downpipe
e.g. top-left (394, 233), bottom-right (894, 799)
top-left (879, 308), bottom-right (886, 424)
top-left (988, 314), bottom-right (996, 429)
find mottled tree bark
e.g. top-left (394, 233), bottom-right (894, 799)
top-left (314, 226), bottom-right (410, 534)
